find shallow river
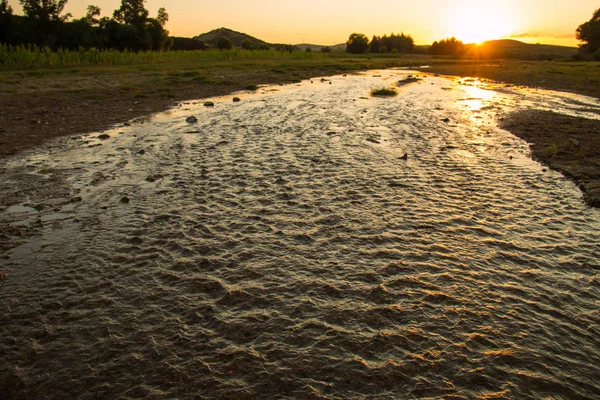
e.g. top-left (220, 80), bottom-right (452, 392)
top-left (1, 70), bottom-right (600, 399)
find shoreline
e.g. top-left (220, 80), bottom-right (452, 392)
top-left (1, 61), bottom-right (600, 208)
top-left (499, 110), bottom-right (600, 207)
top-left (0, 58), bottom-right (422, 158)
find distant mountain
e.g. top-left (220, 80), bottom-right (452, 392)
top-left (193, 27), bottom-right (268, 48)
top-left (193, 27), bottom-right (348, 52)
top-left (473, 39), bottom-right (577, 60)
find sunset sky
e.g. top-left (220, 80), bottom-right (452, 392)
top-left (11, 0), bottom-right (599, 46)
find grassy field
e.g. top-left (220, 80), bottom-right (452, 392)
top-left (0, 45), bottom-right (423, 69)
top-left (0, 48), bottom-right (431, 97)
top-left (2, 45), bottom-right (599, 97)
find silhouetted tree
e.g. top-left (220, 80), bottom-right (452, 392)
top-left (379, 45), bottom-right (387, 53)
top-left (430, 37), bottom-right (466, 56)
top-left (82, 5), bottom-right (100, 26)
top-left (369, 35), bottom-right (381, 53)
top-left (217, 36), bottom-right (232, 50)
top-left (0, 0), bottom-right (12, 15)
top-left (0, 0), bottom-right (13, 44)
top-left (577, 8), bottom-right (600, 54)
top-left (60, 17), bottom-right (98, 48)
top-left (19, 0), bottom-right (72, 47)
top-left (113, 0), bottom-right (148, 28)
top-left (146, 17), bottom-right (171, 50)
top-left (156, 7), bottom-right (168, 27)
top-left (346, 33), bottom-right (369, 54)
top-left (19, 0), bottom-right (71, 22)
top-left (379, 32), bottom-right (414, 54)
top-left (320, 46), bottom-right (331, 53)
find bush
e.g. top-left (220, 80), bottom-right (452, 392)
top-left (217, 36), bottom-right (232, 50)
top-left (571, 52), bottom-right (584, 61)
top-left (241, 39), bottom-right (252, 50)
top-left (594, 49), bottom-right (600, 61)
top-left (379, 45), bottom-right (387, 54)
top-left (371, 86), bottom-right (397, 97)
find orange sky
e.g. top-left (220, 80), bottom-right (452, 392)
top-left (11, 0), bottom-right (598, 46)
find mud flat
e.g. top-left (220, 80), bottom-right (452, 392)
top-left (500, 110), bottom-right (600, 207)
top-left (1, 71), bottom-right (599, 399)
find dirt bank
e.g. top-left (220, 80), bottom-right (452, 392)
top-left (0, 71), bottom-right (302, 158)
top-left (500, 110), bottom-right (600, 207)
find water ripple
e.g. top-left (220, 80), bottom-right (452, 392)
top-left (1, 70), bottom-right (599, 399)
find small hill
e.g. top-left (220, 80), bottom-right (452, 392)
top-left (194, 27), bottom-right (268, 48)
top-left (473, 39), bottom-right (578, 60)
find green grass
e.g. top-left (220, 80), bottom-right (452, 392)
top-left (0, 45), bottom-right (335, 69)
top-left (371, 86), bottom-right (398, 97)
top-left (243, 83), bottom-right (259, 91)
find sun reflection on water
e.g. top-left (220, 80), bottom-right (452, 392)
top-left (461, 81), bottom-right (497, 112)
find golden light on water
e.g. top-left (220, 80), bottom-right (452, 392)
top-left (462, 83), bottom-right (497, 111)
top-left (449, 5), bottom-right (515, 44)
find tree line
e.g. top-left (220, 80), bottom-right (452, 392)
top-left (0, 0), bottom-right (172, 51)
top-left (346, 32), bottom-right (415, 54)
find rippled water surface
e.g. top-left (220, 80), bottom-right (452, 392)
top-left (1, 71), bottom-right (600, 399)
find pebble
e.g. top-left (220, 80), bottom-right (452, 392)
top-left (146, 174), bottom-right (163, 183)
top-left (98, 134), bottom-right (110, 140)
top-left (120, 196), bottom-right (130, 204)
top-left (204, 101), bottom-right (215, 107)
top-left (233, 97), bottom-right (241, 102)
top-left (186, 116), bottom-right (198, 123)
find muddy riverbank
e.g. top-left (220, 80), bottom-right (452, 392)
top-left (500, 110), bottom-right (600, 207)
top-left (0, 59), bottom-right (418, 158)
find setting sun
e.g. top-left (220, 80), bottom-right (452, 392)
top-left (450, 5), bottom-right (515, 43)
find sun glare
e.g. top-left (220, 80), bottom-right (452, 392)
top-left (450, 5), bottom-right (514, 44)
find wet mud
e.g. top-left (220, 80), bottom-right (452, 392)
top-left (1, 71), bottom-right (600, 399)
top-left (500, 110), bottom-right (600, 207)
